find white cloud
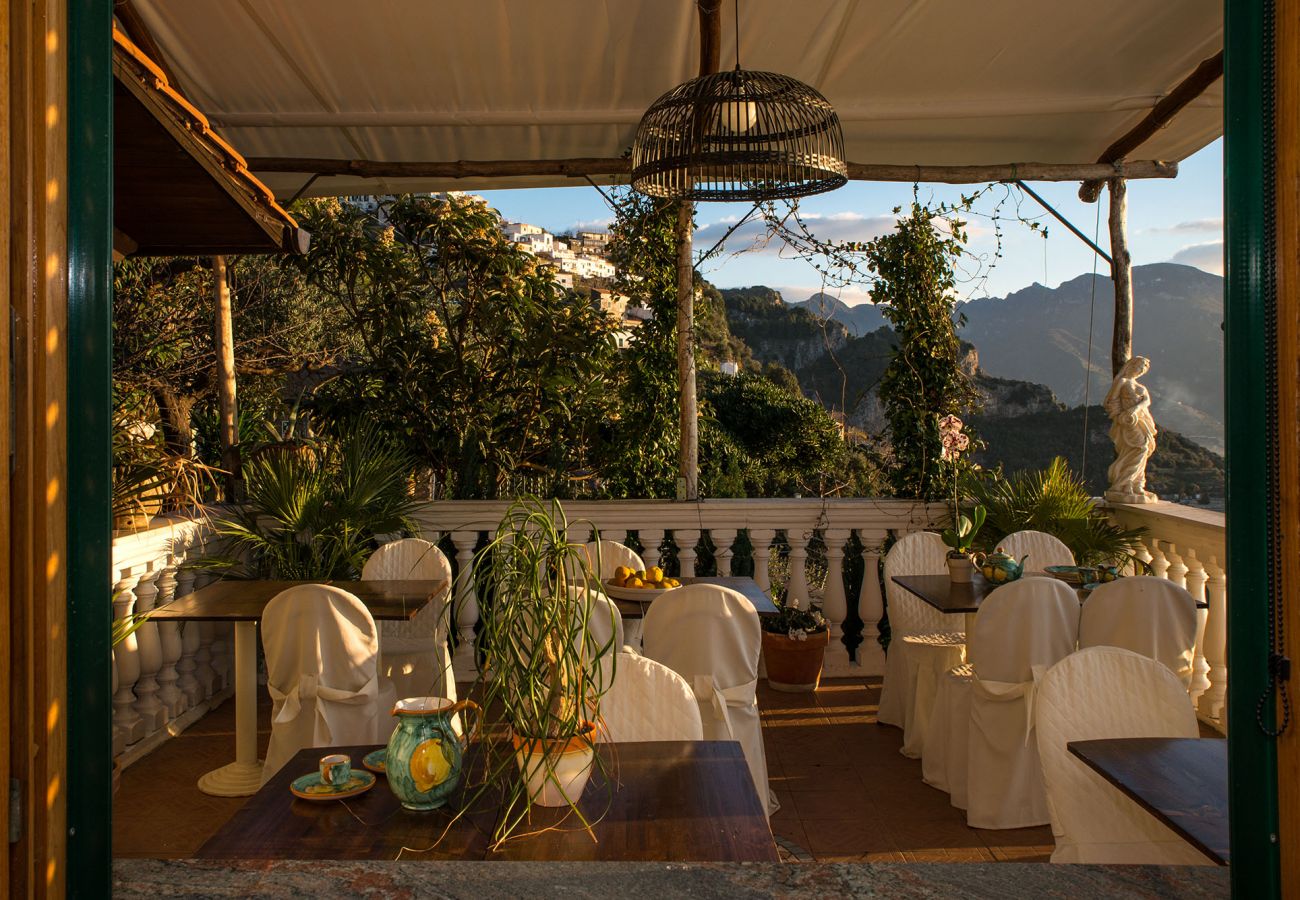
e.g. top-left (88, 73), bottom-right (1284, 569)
top-left (560, 217), bottom-right (613, 233)
top-left (1169, 240), bottom-right (1224, 275)
top-left (717, 283), bottom-right (877, 307)
top-left (1147, 218), bottom-right (1223, 233)
top-left (694, 211), bottom-right (898, 255)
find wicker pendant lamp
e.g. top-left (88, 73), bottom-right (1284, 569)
top-left (630, 1), bottom-right (847, 202)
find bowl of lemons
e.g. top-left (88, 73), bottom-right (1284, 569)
top-left (603, 566), bottom-right (681, 601)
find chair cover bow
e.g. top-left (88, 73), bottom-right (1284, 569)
top-left (691, 674), bottom-right (758, 740)
top-left (269, 671), bottom-right (380, 745)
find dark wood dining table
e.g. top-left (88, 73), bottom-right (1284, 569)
top-left (891, 572), bottom-right (1209, 633)
top-left (1067, 737), bottom-right (1229, 865)
top-left (197, 740), bottom-right (779, 862)
top-left (149, 578), bottom-right (446, 798)
top-left (609, 575), bottom-right (779, 619)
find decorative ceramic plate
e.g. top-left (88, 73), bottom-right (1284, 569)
top-left (362, 748), bottom-right (387, 775)
top-left (603, 581), bottom-right (682, 603)
top-left (289, 769), bottom-right (376, 801)
top-left (1080, 582), bottom-right (1103, 597)
top-left (1044, 565), bottom-right (1096, 586)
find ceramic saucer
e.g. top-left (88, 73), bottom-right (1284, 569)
top-left (362, 748), bottom-right (387, 774)
top-left (289, 768), bottom-right (376, 801)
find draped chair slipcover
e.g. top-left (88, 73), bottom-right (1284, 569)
top-left (997, 530), bottom-right (1076, 571)
top-left (362, 538), bottom-right (456, 706)
top-left (878, 531), bottom-right (964, 758)
top-left (599, 650), bottom-right (704, 743)
top-left (1078, 576), bottom-right (1199, 689)
top-left (642, 583), bottom-right (776, 815)
top-left (1035, 646), bottom-right (1211, 864)
top-left (922, 576), bottom-right (1080, 828)
top-left (582, 540), bottom-right (646, 648)
top-left (260, 584), bottom-right (397, 783)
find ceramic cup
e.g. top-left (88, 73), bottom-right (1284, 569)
top-left (319, 753), bottom-right (351, 786)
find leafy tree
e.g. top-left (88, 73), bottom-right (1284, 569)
top-left (295, 195), bottom-right (619, 498)
top-left (865, 204), bottom-right (980, 499)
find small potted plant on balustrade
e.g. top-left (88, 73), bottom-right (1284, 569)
top-left (762, 600), bottom-right (830, 692)
top-left (938, 415), bottom-right (985, 583)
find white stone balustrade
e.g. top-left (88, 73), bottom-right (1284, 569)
top-left (1105, 500), bottom-right (1228, 732)
top-left (413, 498), bottom-right (946, 681)
top-left (110, 514), bottom-right (231, 769)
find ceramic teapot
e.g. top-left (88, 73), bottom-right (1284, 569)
top-left (973, 548), bottom-right (1027, 584)
top-left (1094, 564), bottom-right (1121, 583)
top-left (385, 697), bottom-right (478, 811)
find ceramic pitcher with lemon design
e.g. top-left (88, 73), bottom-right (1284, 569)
top-left (386, 697), bottom-right (477, 810)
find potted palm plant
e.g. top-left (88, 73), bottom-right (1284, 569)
top-left (761, 602), bottom-right (829, 692)
top-left (471, 498), bottom-right (616, 846)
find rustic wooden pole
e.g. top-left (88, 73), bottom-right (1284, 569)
top-left (213, 256), bottom-right (240, 499)
top-left (675, 202), bottom-right (698, 500)
top-left (1107, 178), bottom-right (1134, 376)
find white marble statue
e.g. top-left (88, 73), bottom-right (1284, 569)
top-left (1104, 355), bottom-right (1158, 504)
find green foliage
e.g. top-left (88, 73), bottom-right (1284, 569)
top-left (700, 372), bottom-right (847, 496)
top-left (211, 429), bottom-right (417, 580)
top-left (941, 505), bottom-right (986, 554)
top-left (865, 204), bottom-right (981, 499)
top-left (967, 456), bottom-right (1146, 566)
top-left (595, 191), bottom-right (684, 497)
top-left (294, 195), bottom-right (619, 498)
top-left (762, 602), bottom-right (828, 637)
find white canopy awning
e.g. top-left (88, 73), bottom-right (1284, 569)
top-left (129, 0), bottom-right (1224, 198)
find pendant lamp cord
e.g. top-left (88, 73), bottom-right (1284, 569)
top-left (734, 0), bottom-right (741, 69)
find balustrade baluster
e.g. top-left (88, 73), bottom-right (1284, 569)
top-left (111, 649), bottom-right (126, 757)
top-left (856, 535), bottom-right (886, 674)
top-left (1165, 546), bottom-right (1189, 589)
top-left (175, 562), bottom-right (203, 707)
top-left (749, 529), bottom-right (775, 593)
top-left (131, 566), bottom-right (167, 734)
top-left (710, 529), bottom-right (737, 577)
top-left (191, 576), bottom-right (217, 699)
top-left (674, 529), bottom-right (700, 578)
top-left (451, 531), bottom-right (481, 679)
top-left (112, 571), bottom-right (146, 744)
top-left (1183, 549), bottom-right (1211, 704)
top-left (154, 557), bottom-right (185, 718)
top-left (1147, 540), bottom-right (1171, 579)
top-left (640, 529), bottom-right (664, 571)
top-left (1199, 557), bottom-right (1228, 726)
top-left (785, 530), bottom-right (811, 610)
top-left (821, 529), bottom-right (851, 672)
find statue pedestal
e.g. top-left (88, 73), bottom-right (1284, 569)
top-left (1105, 489), bottom-right (1159, 505)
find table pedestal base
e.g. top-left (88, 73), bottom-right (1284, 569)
top-left (197, 759), bottom-right (265, 797)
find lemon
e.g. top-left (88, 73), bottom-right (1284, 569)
top-left (410, 738), bottom-right (452, 793)
top-left (647, 566), bottom-right (664, 583)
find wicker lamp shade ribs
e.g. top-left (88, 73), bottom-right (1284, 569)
top-left (631, 68), bottom-right (848, 202)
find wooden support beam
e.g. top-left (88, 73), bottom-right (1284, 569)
top-left (213, 256), bottom-right (240, 500)
top-left (676, 203), bottom-right (698, 501)
top-left (113, 0), bottom-right (182, 91)
top-left (246, 155), bottom-right (1177, 188)
top-left (697, 0), bottom-right (722, 78)
top-left (1108, 178), bottom-right (1133, 376)
top-left (1079, 51), bottom-right (1223, 201)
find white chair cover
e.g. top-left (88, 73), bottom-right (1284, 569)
top-left (260, 584), bottom-right (397, 783)
top-left (922, 661), bottom-right (972, 800)
top-left (998, 530), bottom-right (1075, 571)
top-left (965, 577), bottom-right (1079, 828)
top-left (642, 583), bottom-right (775, 815)
top-left (1079, 576), bottom-right (1199, 688)
top-left (599, 650), bottom-right (704, 743)
top-left (582, 540), bottom-right (645, 580)
top-left (581, 540), bottom-right (646, 648)
top-left (1035, 646), bottom-right (1210, 864)
top-left (362, 538), bottom-right (456, 705)
top-left (878, 531), bottom-right (961, 743)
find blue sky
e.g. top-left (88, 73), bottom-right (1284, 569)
top-left (480, 139), bottom-right (1223, 305)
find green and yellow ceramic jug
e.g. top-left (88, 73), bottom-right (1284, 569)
top-left (385, 697), bottom-right (477, 811)
top-left (973, 549), bottom-right (1028, 584)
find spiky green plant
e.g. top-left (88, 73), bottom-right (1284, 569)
top-left (968, 456), bottom-right (1146, 567)
top-left (469, 497), bottom-right (616, 848)
top-left (210, 428), bottom-right (417, 580)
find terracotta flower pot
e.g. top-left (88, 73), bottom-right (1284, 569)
top-left (762, 629), bottom-right (829, 693)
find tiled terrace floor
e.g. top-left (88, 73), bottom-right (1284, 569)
top-left (113, 677), bottom-right (1054, 863)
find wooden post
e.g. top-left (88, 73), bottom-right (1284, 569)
top-left (213, 256), bottom-right (240, 499)
top-left (1108, 178), bottom-right (1134, 376)
top-left (675, 202), bottom-right (698, 500)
